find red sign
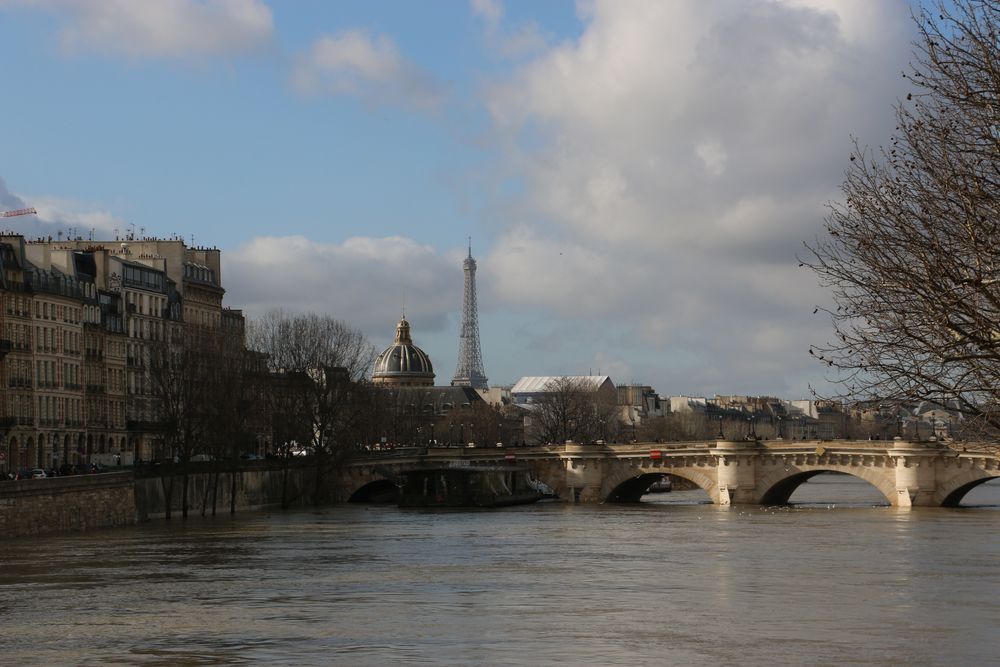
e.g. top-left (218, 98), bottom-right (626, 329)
top-left (649, 450), bottom-right (662, 460)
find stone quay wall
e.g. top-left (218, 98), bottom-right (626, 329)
top-left (134, 463), bottom-right (317, 521)
top-left (0, 472), bottom-right (136, 538)
top-left (0, 463), bottom-right (319, 537)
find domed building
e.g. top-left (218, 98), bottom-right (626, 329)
top-left (372, 316), bottom-right (435, 386)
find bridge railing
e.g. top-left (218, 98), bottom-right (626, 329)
top-left (345, 439), bottom-right (998, 465)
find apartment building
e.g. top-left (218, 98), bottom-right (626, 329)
top-left (0, 234), bottom-right (245, 473)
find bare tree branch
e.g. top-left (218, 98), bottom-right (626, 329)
top-left (804, 1), bottom-right (1000, 438)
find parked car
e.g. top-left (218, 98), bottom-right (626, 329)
top-left (30, 468), bottom-right (47, 479)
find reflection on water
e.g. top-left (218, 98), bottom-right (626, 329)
top-left (1, 478), bottom-right (999, 666)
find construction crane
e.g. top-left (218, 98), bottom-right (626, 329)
top-left (1, 207), bottom-right (37, 218)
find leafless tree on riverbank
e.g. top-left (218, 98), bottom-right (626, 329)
top-left (805, 0), bottom-right (1000, 440)
top-left (148, 326), bottom-right (220, 518)
top-left (528, 377), bottom-right (618, 444)
top-left (247, 310), bottom-right (376, 505)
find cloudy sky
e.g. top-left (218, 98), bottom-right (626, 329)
top-left (0, 0), bottom-right (920, 398)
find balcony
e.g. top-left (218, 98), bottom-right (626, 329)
top-left (0, 416), bottom-right (15, 429)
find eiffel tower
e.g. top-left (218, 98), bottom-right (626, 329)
top-left (451, 241), bottom-right (488, 389)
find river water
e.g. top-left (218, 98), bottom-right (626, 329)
top-left (2, 476), bottom-right (999, 666)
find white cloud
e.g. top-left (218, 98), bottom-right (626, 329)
top-left (478, 0), bottom-right (916, 395)
top-left (696, 141), bottom-right (728, 176)
top-left (471, 0), bottom-right (503, 29)
top-left (0, 176), bottom-right (26, 212)
top-left (0, 177), bottom-right (125, 239)
top-left (470, 0), bottom-right (547, 59)
top-left (224, 235), bottom-right (461, 348)
top-left (291, 30), bottom-right (444, 110)
top-left (29, 196), bottom-right (126, 238)
top-left (5, 0), bottom-right (273, 59)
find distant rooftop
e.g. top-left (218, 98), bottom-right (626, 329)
top-left (511, 376), bottom-right (613, 394)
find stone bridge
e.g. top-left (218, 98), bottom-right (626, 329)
top-left (336, 438), bottom-right (1000, 507)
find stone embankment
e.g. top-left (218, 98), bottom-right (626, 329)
top-left (0, 462), bottom-right (317, 537)
top-left (0, 472), bottom-right (136, 538)
top-left (134, 463), bottom-right (315, 520)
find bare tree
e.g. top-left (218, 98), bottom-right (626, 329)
top-left (528, 377), bottom-right (617, 444)
top-left (201, 338), bottom-right (261, 516)
top-left (247, 310), bottom-right (376, 505)
top-left (148, 326), bottom-right (218, 518)
top-left (444, 401), bottom-right (504, 447)
top-left (805, 1), bottom-right (1000, 439)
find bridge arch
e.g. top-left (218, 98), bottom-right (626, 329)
top-left (757, 466), bottom-right (896, 506)
top-left (602, 465), bottom-right (718, 504)
top-left (347, 478), bottom-right (400, 504)
top-left (933, 470), bottom-right (1000, 507)
top-left (334, 463), bottom-right (406, 504)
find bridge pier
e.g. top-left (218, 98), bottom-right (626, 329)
top-left (890, 438), bottom-right (946, 507)
top-left (711, 440), bottom-right (760, 505)
top-left (563, 442), bottom-right (608, 503)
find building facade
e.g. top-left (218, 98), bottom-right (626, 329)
top-left (0, 234), bottom-right (247, 474)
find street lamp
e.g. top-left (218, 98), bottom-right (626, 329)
top-left (717, 415), bottom-right (724, 439)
